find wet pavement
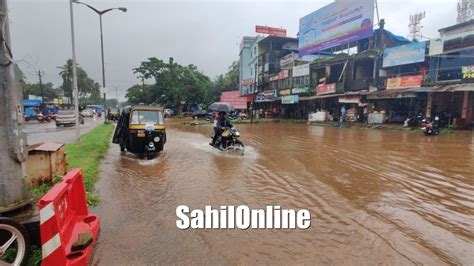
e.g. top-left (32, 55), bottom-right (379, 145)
top-left (24, 117), bottom-right (102, 145)
top-left (92, 120), bottom-right (474, 265)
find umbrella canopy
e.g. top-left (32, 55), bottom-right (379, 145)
top-left (208, 102), bottom-right (235, 113)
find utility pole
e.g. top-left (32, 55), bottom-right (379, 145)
top-left (69, 0), bottom-right (80, 141)
top-left (0, 0), bottom-right (32, 212)
top-left (37, 70), bottom-right (44, 110)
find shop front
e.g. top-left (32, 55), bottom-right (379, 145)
top-left (254, 90), bottom-right (280, 118)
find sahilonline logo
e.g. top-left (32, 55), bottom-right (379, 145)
top-left (176, 205), bottom-right (311, 230)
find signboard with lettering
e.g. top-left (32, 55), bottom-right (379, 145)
top-left (220, 90), bottom-right (248, 109)
top-left (256, 90), bottom-right (278, 102)
top-left (279, 89), bottom-right (291, 96)
top-left (386, 75), bottom-right (423, 89)
top-left (462, 65), bottom-right (474, 79)
top-left (299, 0), bottom-right (374, 56)
top-left (281, 95), bottom-right (299, 104)
top-left (316, 83), bottom-right (336, 95)
top-left (292, 64), bottom-right (310, 77)
top-left (292, 87), bottom-right (310, 94)
top-left (256, 25), bottom-right (287, 37)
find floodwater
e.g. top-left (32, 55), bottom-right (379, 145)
top-left (92, 120), bottom-right (474, 265)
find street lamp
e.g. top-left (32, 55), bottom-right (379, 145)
top-left (72, 0), bottom-right (126, 122)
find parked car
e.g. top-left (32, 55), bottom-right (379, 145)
top-left (81, 109), bottom-right (94, 117)
top-left (56, 111), bottom-right (84, 127)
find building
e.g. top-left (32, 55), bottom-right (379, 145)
top-left (239, 37), bottom-right (257, 97)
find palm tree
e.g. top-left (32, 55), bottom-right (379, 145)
top-left (58, 59), bottom-right (74, 103)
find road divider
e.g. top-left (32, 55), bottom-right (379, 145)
top-left (38, 169), bottom-right (100, 265)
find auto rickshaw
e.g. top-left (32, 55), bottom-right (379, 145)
top-left (107, 107), bottom-right (121, 121)
top-left (112, 105), bottom-right (166, 159)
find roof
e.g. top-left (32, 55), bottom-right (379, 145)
top-left (438, 19), bottom-right (474, 33)
top-left (28, 142), bottom-right (64, 152)
top-left (258, 35), bottom-right (298, 48)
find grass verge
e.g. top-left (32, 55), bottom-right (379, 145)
top-left (62, 123), bottom-right (114, 206)
top-left (19, 123), bottom-right (114, 265)
top-left (29, 123), bottom-right (114, 206)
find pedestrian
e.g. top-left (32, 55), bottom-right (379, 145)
top-left (339, 105), bottom-right (346, 128)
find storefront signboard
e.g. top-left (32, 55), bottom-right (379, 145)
top-left (279, 89), bottom-right (291, 96)
top-left (281, 95), bottom-right (299, 104)
top-left (316, 83), bottom-right (336, 95)
top-left (383, 42), bottom-right (426, 68)
top-left (292, 64), bottom-right (310, 77)
top-left (292, 87), bottom-right (310, 94)
top-left (462, 65), bottom-right (474, 79)
top-left (386, 75), bottom-right (422, 89)
top-left (256, 90), bottom-right (278, 102)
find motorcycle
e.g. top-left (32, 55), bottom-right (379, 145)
top-left (210, 127), bottom-right (245, 155)
top-left (37, 113), bottom-right (51, 123)
top-left (421, 116), bottom-right (440, 136)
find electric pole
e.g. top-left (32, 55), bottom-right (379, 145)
top-left (0, 0), bottom-right (32, 212)
top-left (37, 70), bottom-right (44, 110)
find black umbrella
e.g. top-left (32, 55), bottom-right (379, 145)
top-left (208, 102), bottom-right (235, 113)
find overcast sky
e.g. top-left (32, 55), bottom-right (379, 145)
top-left (9, 0), bottom-right (457, 101)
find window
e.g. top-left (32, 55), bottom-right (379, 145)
top-left (130, 110), bottom-right (164, 125)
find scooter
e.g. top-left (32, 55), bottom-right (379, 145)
top-left (210, 127), bottom-right (245, 155)
top-left (421, 116), bottom-right (440, 136)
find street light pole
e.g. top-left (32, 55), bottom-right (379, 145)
top-left (72, 1), bottom-right (126, 122)
top-left (69, 0), bottom-right (80, 141)
top-left (99, 14), bottom-right (106, 120)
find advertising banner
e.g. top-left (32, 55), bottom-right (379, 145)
top-left (220, 90), bottom-right (248, 109)
top-left (292, 64), bottom-right (310, 77)
top-left (292, 87), bottom-right (310, 94)
top-left (386, 75), bottom-right (423, 89)
top-left (256, 90), bottom-right (278, 102)
top-left (299, 0), bottom-right (374, 56)
top-left (281, 95), bottom-right (299, 104)
top-left (316, 83), bottom-right (336, 95)
top-left (256, 25), bottom-right (287, 37)
top-left (383, 42), bottom-right (426, 68)
top-left (462, 65), bottom-right (474, 79)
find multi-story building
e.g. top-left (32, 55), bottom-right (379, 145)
top-left (239, 37), bottom-right (257, 96)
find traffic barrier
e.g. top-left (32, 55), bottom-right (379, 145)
top-left (38, 169), bottom-right (100, 266)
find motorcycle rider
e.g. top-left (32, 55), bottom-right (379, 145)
top-left (210, 111), bottom-right (233, 146)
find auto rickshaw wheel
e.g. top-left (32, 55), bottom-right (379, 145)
top-left (0, 217), bottom-right (31, 266)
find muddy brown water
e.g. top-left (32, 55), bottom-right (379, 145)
top-left (91, 121), bottom-right (473, 265)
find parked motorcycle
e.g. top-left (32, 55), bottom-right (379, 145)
top-left (210, 126), bottom-right (245, 155)
top-left (421, 116), bottom-right (440, 136)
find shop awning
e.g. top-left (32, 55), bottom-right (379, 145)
top-left (299, 93), bottom-right (344, 101)
top-left (410, 84), bottom-right (474, 93)
top-left (367, 88), bottom-right (416, 99)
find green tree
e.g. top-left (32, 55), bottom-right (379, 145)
top-left (58, 59), bottom-right (101, 104)
top-left (132, 57), bottom-right (213, 114)
top-left (22, 82), bottom-right (57, 99)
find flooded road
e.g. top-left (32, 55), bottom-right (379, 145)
top-left (24, 117), bottom-right (101, 145)
top-left (92, 121), bottom-right (474, 265)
